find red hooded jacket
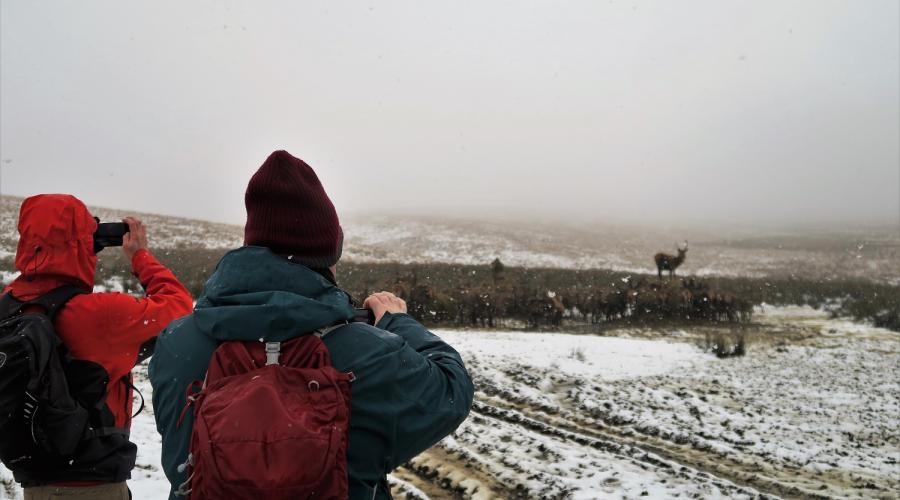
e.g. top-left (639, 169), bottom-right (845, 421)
top-left (2, 194), bottom-right (192, 483)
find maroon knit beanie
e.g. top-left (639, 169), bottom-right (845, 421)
top-left (244, 150), bottom-right (343, 268)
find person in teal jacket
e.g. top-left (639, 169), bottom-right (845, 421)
top-left (149, 151), bottom-right (474, 499)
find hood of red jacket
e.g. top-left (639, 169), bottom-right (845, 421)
top-left (5, 194), bottom-right (97, 300)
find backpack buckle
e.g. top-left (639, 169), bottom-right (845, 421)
top-left (265, 342), bottom-right (281, 365)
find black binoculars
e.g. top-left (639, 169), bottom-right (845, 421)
top-left (353, 308), bottom-right (376, 325)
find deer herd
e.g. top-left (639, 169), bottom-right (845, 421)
top-left (374, 241), bottom-right (752, 329)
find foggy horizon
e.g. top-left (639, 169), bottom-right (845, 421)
top-left (1, 190), bottom-right (895, 241)
top-left (1, 1), bottom-right (898, 231)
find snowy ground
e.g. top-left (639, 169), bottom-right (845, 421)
top-left (2, 306), bottom-right (897, 499)
top-left (419, 311), bottom-right (899, 499)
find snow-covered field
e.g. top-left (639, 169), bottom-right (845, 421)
top-left (3, 307), bottom-right (897, 499)
top-left (413, 308), bottom-right (899, 499)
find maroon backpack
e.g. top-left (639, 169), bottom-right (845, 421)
top-left (177, 334), bottom-right (353, 499)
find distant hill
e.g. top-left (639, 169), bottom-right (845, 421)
top-left (2, 195), bottom-right (899, 284)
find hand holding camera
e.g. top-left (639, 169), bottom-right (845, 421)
top-left (361, 292), bottom-right (407, 326)
top-left (93, 216), bottom-right (149, 260)
top-left (121, 217), bottom-right (149, 260)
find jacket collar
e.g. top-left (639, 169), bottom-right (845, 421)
top-left (192, 246), bottom-right (355, 342)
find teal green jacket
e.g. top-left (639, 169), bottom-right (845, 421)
top-left (148, 247), bottom-right (474, 499)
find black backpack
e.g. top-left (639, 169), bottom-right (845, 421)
top-left (0, 286), bottom-right (94, 467)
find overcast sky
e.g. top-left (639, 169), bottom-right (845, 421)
top-left (1, 1), bottom-right (898, 229)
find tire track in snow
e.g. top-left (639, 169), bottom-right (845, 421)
top-left (476, 386), bottom-right (879, 500)
top-left (399, 445), bottom-right (517, 499)
top-left (470, 400), bottom-right (777, 499)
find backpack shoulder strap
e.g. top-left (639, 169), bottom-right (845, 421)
top-left (0, 291), bottom-right (25, 319)
top-left (25, 285), bottom-right (88, 319)
top-left (314, 322), bottom-right (348, 338)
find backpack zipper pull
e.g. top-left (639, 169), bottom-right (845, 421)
top-left (265, 342), bottom-right (281, 365)
top-left (176, 452), bottom-right (195, 473)
top-left (174, 470), bottom-right (194, 497)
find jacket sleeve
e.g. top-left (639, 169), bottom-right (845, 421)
top-left (149, 318), bottom-right (218, 500)
top-left (375, 312), bottom-right (475, 467)
top-left (103, 249), bottom-right (193, 348)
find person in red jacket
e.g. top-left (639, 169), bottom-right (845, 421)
top-left (2, 194), bottom-right (193, 500)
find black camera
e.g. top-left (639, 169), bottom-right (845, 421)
top-left (93, 222), bottom-right (129, 253)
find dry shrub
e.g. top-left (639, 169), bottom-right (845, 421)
top-left (705, 330), bottom-right (747, 358)
top-left (568, 347), bottom-right (587, 362)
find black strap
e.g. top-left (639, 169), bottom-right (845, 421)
top-left (0, 292), bottom-right (22, 319)
top-left (119, 377), bottom-right (145, 433)
top-left (0, 285), bottom-right (87, 320)
top-left (136, 337), bottom-right (157, 364)
top-left (84, 427), bottom-right (130, 439)
top-left (130, 380), bottom-right (145, 419)
top-left (27, 285), bottom-right (87, 318)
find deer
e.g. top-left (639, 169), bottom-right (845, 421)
top-left (654, 241), bottom-right (688, 280)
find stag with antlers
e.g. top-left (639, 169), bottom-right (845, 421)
top-left (654, 241), bottom-right (688, 279)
